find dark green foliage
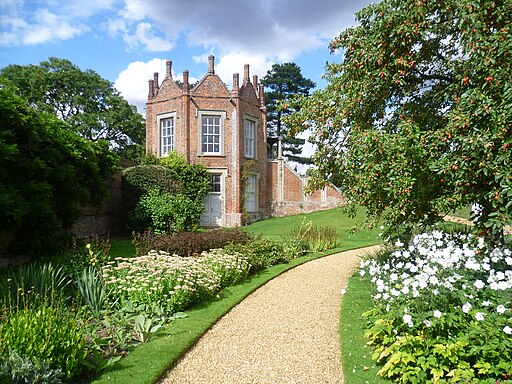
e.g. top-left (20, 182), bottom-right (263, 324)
top-left (132, 228), bottom-right (253, 257)
top-left (121, 165), bottom-right (180, 214)
top-left (224, 238), bottom-right (288, 273)
top-left (261, 63), bottom-right (315, 163)
top-left (0, 83), bottom-right (119, 256)
top-left (0, 57), bottom-right (145, 160)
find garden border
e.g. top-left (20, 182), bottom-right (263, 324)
top-left (93, 244), bottom-right (378, 384)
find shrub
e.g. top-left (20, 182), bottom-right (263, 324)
top-left (132, 228), bottom-right (253, 257)
top-left (0, 349), bottom-right (64, 384)
top-left (121, 165), bottom-right (180, 215)
top-left (359, 230), bottom-right (512, 383)
top-left (134, 190), bottom-right (204, 234)
top-left (224, 238), bottom-right (288, 273)
top-left (160, 152), bottom-right (211, 204)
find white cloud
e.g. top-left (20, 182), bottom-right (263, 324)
top-left (115, 58), bottom-right (167, 113)
top-left (215, 52), bottom-right (274, 88)
top-left (123, 22), bottom-right (173, 52)
top-left (116, 0), bottom-right (373, 60)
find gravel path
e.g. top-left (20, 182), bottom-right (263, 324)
top-left (160, 245), bottom-right (382, 384)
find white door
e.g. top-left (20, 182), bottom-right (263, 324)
top-left (200, 174), bottom-right (222, 226)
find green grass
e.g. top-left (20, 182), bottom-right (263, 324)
top-left (108, 237), bottom-right (135, 258)
top-left (242, 207), bottom-right (382, 248)
top-left (340, 273), bottom-right (390, 384)
top-left (94, 207), bottom-right (382, 384)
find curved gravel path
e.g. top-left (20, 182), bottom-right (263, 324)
top-left (160, 245), bottom-right (382, 384)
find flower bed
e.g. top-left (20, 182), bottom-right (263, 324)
top-left (103, 249), bottom-right (251, 317)
top-left (360, 230), bottom-right (512, 383)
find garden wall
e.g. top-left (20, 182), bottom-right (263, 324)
top-left (72, 172), bottom-right (128, 238)
top-left (267, 160), bottom-right (344, 217)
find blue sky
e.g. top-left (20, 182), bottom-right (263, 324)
top-left (0, 0), bottom-right (374, 115)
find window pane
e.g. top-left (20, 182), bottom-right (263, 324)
top-left (160, 117), bottom-right (174, 156)
top-left (244, 119), bottom-right (255, 158)
top-left (201, 115), bottom-right (221, 153)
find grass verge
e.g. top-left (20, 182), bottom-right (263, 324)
top-left (340, 272), bottom-right (390, 384)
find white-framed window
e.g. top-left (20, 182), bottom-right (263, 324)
top-left (244, 174), bottom-right (257, 212)
top-left (197, 110), bottom-right (226, 155)
top-left (244, 118), bottom-right (256, 158)
top-left (157, 112), bottom-right (176, 157)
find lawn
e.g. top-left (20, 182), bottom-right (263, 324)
top-left (242, 206), bottom-right (382, 248)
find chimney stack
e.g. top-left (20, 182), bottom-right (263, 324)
top-left (183, 70), bottom-right (189, 92)
top-left (244, 64), bottom-right (250, 83)
top-left (166, 60), bottom-right (172, 78)
top-left (148, 79), bottom-right (155, 99)
top-left (233, 73), bottom-right (239, 90)
top-left (208, 55), bottom-right (215, 74)
top-left (153, 72), bottom-right (159, 89)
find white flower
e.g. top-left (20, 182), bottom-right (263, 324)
top-left (423, 319), bottom-right (432, 327)
top-left (433, 310), bottom-right (442, 318)
top-left (475, 312), bottom-right (485, 321)
top-left (462, 302), bottom-right (472, 314)
top-left (395, 239), bottom-right (404, 248)
top-left (482, 301), bottom-right (491, 307)
top-left (340, 288), bottom-right (347, 295)
top-left (504, 326), bottom-right (512, 335)
top-left (497, 305), bottom-right (507, 314)
top-left (403, 314), bottom-right (413, 327)
top-left (474, 280), bottom-right (485, 289)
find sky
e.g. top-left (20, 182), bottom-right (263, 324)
top-left (0, 0), bottom-right (375, 115)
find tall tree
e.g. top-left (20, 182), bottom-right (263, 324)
top-left (261, 63), bottom-right (315, 164)
top-left (286, 0), bottom-right (512, 243)
top-left (0, 57), bottom-right (145, 160)
top-left (0, 81), bottom-right (119, 255)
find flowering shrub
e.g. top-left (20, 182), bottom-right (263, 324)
top-left (359, 230), bottom-right (512, 383)
top-left (102, 249), bottom-right (251, 316)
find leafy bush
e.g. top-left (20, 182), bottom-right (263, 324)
top-left (0, 349), bottom-right (64, 384)
top-left (160, 152), bottom-right (211, 204)
top-left (133, 189), bottom-right (203, 234)
top-left (359, 231), bottom-right (512, 383)
top-left (0, 297), bottom-right (87, 380)
top-left (132, 228), bottom-right (253, 257)
top-left (103, 249), bottom-right (251, 316)
top-left (121, 165), bottom-right (180, 215)
top-left (224, 238), bottom-right (288, 273)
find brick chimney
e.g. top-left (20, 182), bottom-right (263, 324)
top-left (166, 60), bottom-right (172, 78)
top-left (153, 72), bottom-right (159, 90)
top-left (208, 55), bottom-right (215, 74)
top-left (233, 73), bottom-right (239, 91)
top-left (148, 79), bottom-right (155, 99)
top-left (243, 64), bottom-right (250, 84)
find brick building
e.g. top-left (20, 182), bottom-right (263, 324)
top-left (146, 56), bottom-right (343, 227)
